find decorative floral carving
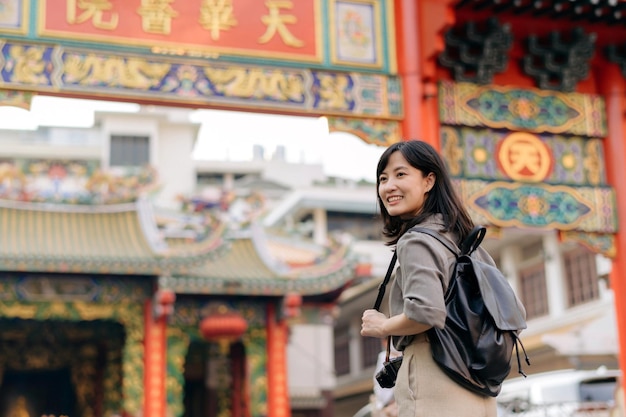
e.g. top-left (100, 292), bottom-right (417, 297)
top-left (0, 159), bottom-right (159, 204)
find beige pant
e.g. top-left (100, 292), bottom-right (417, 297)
top-left (394, 333), bottom-right (497, 417)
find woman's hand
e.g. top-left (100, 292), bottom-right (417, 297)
top-left (361, 310), bottom-right (433, 339)
top-left (361, 309), bottom-right (389, 338)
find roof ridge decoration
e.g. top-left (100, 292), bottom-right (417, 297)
top-left (0, 158), bottom-right (159, 205)
top-left (178, 188), bottom-right (267, 232)
top-left (161, 225), bottom-right (358, 296)
top-left (0, 198), bottom-right (138, 213)
top-left (0, 199), bottom-right (229, 275)
top-left (136, 197), bottom-right (168, 253)
top-left (248, 224), bottom-right (290, 276)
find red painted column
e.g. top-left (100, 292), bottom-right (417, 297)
top-left (600, 64), bottom-right (626, 399)
top-left (267, 303), bottom-right (290, 417)
top-left (416, 0), bottom-right (442, 149)
top-left (394, 0), bottom-right (422, 142)
top-left (144, 300), bottom-right (167, 417)
top-left (394, 0), bottom-right (456, 149)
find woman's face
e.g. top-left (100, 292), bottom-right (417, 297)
top-left (378, 151), bottom-right (434, 219)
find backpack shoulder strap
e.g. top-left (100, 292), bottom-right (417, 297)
top-left (411, 226), bottom-right (488, 257)
top-left (461, 226), bottom-right (487, 256)
top-left (409, 227), bottom-right (459, 257)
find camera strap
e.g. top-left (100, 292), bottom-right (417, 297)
top-left (373, 251), bottom-right (397, 310)
top-left (373, 250), bottom-right (397, 362)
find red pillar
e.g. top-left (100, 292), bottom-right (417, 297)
top-left (395, 0), bottom-right (423, 142)
top-left (267, 303), bottom-right (290, 417)
top-left (395, 0), bottom-right (455, 149)
top-left (144, 300), bottom-right (167, 417)
top-left (600, 64), bottom-right (626, 397)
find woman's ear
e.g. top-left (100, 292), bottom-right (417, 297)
top-left (426, 172), bottom-right (436, 192)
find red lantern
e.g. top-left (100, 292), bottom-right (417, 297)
top-left (285, 293), bottom-right (302, 308)
top-left (199, 305), bottom-right (248, 353)
top-left (156, 289), bottom-right (176, 305)
top-left (153, 289), bottom-right (176, 319)
top-left (283, 293), bottom-right (302, 319)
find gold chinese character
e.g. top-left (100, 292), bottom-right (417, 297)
top-left (199, 0), bottom-right (237, 41)
top-left (258, 0), bottom-right (304, 47)
top-left (509, 143), bottom-right (541, 173)
top-left (66, 0), bottom-right (118, 30)
top-left (498, 132), bottom-right (552, 182)
top-left (137, 0), bottom-right (178, 35)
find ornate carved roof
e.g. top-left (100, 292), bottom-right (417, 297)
top-left (0, 199), bottom-right (356, 295)
top-left (0, 199), bottom-right (227, 275)
top-left (161, 225), bottom-right (357, 296)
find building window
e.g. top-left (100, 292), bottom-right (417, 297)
top-left (196, 173), bottom-right (225, 186)
top-left (334, 327), bottom-right (351, 376)
top-left (326, 211), bottom-right (383, 240)
top-left (564, 247), bottom-right (599, 307)
top-left (361, 336), bottom-right (380, 369)
top-left (519, 263), bottom-right (549, 319)
top-left (110, 135), bottom-right (149, 167)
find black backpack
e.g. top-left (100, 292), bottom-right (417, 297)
top-left (410, 225), bottom-right (530, 397)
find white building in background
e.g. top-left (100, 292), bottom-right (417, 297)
top-left (0, 104), bottom-right (385, 417)
top-left (0, 104), bottom-right (619, 417)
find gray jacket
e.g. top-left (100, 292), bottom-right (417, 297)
top-left (389, 214), bottom-right (496, 351)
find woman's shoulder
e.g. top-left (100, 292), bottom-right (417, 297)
top-left (397, 225), bottom-right (457, 261)
top-left (399, 215), bottom-right (457, 247)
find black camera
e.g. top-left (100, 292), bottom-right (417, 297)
top-left (375, 356), bottom-right (403, 388)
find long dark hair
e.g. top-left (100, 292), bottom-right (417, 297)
top-left (376, 140), bottom-right (474, 245)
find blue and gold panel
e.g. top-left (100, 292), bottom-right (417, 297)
top-left (439, 81), bottom-right (607, 137)
top-left (441, 126), bottom-right (607, 187)
top-left (0, 42), bottom-right (56, 87)
top-left (0, 39), bottom-right (402, 120)
top-left (456, 179), bottom-right (617, 234)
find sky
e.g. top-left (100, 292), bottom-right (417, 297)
top-left (0, 96), bottom-right (385, 182)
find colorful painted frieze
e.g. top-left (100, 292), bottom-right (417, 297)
top-left (440, 81), bottom-right (618, 255)
top-left (439, 81), bottom-right (607, 137)
top-left (0, 40), bottom-right (402, 121)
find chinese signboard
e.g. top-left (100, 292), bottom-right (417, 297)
top-left (1, 0), bottom-right (400, 143)
top-left (39, 0), bottom-right (323, 63)
top-left (0, 0), bottom-right (397, 72)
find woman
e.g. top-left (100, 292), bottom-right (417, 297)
top-left (361, 140), bottom-right (497, 417)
